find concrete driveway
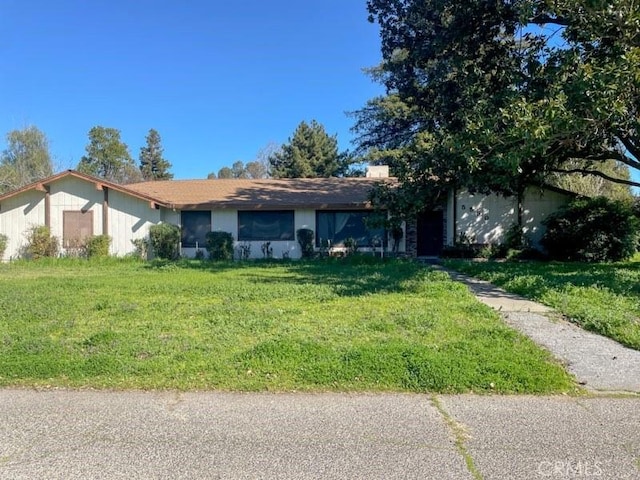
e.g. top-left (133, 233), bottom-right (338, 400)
top-left (1, 389), bottom-right (639, 479)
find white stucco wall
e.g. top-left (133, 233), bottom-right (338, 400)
top-left (0, 189), bottom-right (46, 260)
top-left (455, 191), bottom-right (517, 244)
top-left (521, 186), bottom-right (572, 247)
top-left (451, 188), bottom-right (571, 247)
top-left (177, 208), bottom-right (400, 260)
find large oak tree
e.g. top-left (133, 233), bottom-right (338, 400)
top-left (354, 0), bottom-right (639, 214)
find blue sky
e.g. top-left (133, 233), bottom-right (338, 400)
top-left (0, 1), bottom-right (383, 179)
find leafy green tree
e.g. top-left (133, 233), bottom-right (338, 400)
top-left (355, 0), bottom-right (640, 215)
top-left (270, 120), bottom-right (351, 178)
top-left (206, 172), bottom-right (217, 179)
top-left (217, 166), bottom-right (233, 179)
top-left (231, 161), bottom-right (248, 179)
top-left (0, 126), bottom-right (53, 193)
top-left (77, 127), bottom-right (142, 184)
top-left (550, 160), bottom-right (633, 202)
top-left (139, 129), bottom-right (173, 181)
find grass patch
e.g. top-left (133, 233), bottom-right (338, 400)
top-left (0, 257), bottom-right (576, 393)
top-left (445, 256), bottom-right (640, 350)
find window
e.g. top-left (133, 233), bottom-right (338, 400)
top-left (181, 211), bottom-right (211, 248)
top-left (316, 211), bottom-right (386, 247)
top-left (63, 210), bottom-right (93, 248)
top-left (238, 211), bottom-right (294, 241)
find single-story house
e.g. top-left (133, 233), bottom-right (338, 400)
top-left (0, 168), bottom-right (573, 261)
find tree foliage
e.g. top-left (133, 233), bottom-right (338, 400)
top-left (139, 129), bottom-right (173, 181)
top-left (0, 126), bottom-right (54, 193)
top-left (270, 120), bottom-right (352, 178)
top-left (355, 0), bottom-right (640, 213)
top-left (77, 126), bottom-right (142, 184)
top-left (542, 197), bottom-right (639, 262)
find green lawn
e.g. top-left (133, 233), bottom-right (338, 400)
top-left (445, 256), bottom-right (640, 351)
top-left (0, 257), bottom-right (576, 393)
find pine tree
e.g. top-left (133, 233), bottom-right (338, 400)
top-left (269, 120), bottom-right (349, 178)
top-left (139, 129), bottom-right (173, 181)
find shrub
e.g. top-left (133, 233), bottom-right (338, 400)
top-left (343, 237), bottom-right (359, 256)
top-left (86, 235), bottom-right (111, 258)
top-left (542, 197), bottom-right (639, 262)
top-left (296, 228), bottom-right (315, 259)
top-left (131, 238), bottom-right (150, 260)
top-left (24, 225), bottom-right (59, 259)
top-left (261, 241), bottom-right (273, 259)
top-left (0, 234), bottom-right (7, 259)
top-left (205, 231), bottom-right (234, 260)
top-left (149, 223), bottom-right (180, 260)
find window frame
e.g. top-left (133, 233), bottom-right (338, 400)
top-left (237, 210), bottom-right (295, 242)
top-left (180, 210), bottom-right (211, 248)
top-left (315, 210), bottom-right (386, 248)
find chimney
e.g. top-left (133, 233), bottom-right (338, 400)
top-left (365, 165), bottom-right (389, 178)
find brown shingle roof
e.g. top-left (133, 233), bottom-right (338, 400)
top-left (127, 177), bottom-right (395, 210)
top-left (0, 170), bottom-right (169, 207)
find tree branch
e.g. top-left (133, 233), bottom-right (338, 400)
top-left (552, 168), bottom-right (640, 188)
top-left (529, 14), bottom-right (570, 27)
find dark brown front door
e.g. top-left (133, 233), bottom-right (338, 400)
top-left (417, 210), bottom-right (443, 256)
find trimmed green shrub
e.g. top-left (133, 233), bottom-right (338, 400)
top-left (205, 231), bottom-right (234, 260)
top-left (24, 225), bottom-right (59, 259)
top-left (149, 223), bottom-right (180, 260)
top-left (86, 235), bottom-right (111, 258)
top-left (542, 197), bottom-right (639, 262)
top-left (296, 228), bottom-right (315, 259)
top-left (0, 234), bottom-right (7, 259)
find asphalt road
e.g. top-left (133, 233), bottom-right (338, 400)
top-left (1, 389), bottom-right (639, 479)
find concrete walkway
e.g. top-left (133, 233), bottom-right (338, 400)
top-left (442, 268), bottom-right (640, 394)
top-left (1, 389), bottom-right (640, 479)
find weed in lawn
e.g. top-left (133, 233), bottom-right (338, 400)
top-left (0, 258), bottom-right (576, 393)
top-left (445, 258), bottom-right (640, 350)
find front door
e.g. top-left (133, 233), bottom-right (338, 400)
top-left (417, 210), bottom-right (443, 256)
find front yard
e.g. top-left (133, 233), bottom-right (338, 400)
top-left (0, 258), bottom-right (576, 393)
top-left (445, 256), bottom-right (640, 351)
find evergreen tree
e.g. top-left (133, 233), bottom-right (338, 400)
top-left (77, 126), bottom-right (141, 184)
top-left (269, 120), bottom-right (350, 178)
top-left (139, 129), bottom-right (173, 180)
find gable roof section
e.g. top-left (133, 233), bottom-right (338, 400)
top-left (127, 177), bottom-right (394, 210)
top-left (0, 170), bottom-right (169, 208)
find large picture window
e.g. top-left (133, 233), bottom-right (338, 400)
top-left (181, 211), bottom-right (211, 248)
top-left (316, 211), bottom-right (386, 247)
top-left (238, 211), bottom-right (294, 241)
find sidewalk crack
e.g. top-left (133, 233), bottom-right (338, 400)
top-left (430, 395), bottom-right (483, 480)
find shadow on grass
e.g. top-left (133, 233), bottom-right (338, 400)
top-left (446, 259), bottom-right (640, 298)
top-left (145, 256), bottom-right (430, 298)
